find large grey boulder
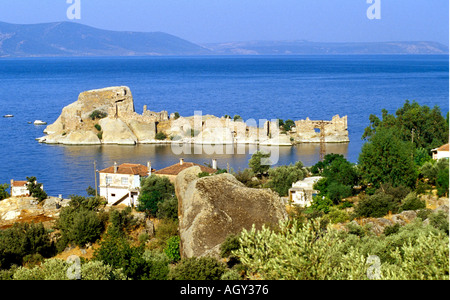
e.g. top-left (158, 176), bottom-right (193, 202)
top-left (99, 117), bottom-right (138, 145)
top-left (175, 166), bottom-right (287, 259)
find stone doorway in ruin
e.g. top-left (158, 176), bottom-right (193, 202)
top-left (311, 120), bottom-right (331, 161)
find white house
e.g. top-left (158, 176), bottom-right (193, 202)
top-left (10, 180), bottom-right (30, 197)
top-left (288, 176), bottom-right (323, 207)
top-left (431, 144), bottom-right (449, 160)
top-left (99, 162), bottom-right (152, 206)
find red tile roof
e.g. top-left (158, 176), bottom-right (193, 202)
top-left (99, 163), bottom-right (150, 176)
top-left (154, 162), bottom-right (217, 176)
top-left (438, 144), bottom-right (449, 151)
top-left (11, 181), bottom-right (28, 187)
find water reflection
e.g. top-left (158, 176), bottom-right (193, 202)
top-left (54, 143), bottom-right (349, 197)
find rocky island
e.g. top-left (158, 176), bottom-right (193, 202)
top-left (38, 86), bottom-right (349, 146)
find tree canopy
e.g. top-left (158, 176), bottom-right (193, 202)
top-left (362, 100), bottom-right (448, 153)
top-left (359, 127), bottom-right (417, 189)
top-left (312, 154), bottom-right (359, 203)
top-left (137, 175), bottom-right (176, 217)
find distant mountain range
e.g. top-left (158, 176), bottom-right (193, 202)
top-left (0, 21), bottom-right (448, 57)
top-left (204, 40), bottom-right (449, 55)
top-left (0, 21), bottom-right (211, 57)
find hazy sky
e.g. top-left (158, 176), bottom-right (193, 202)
top-left (0, 0), bottom-right (448, 45)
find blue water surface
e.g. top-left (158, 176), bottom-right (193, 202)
top-left (0, 55), bottom-right (448, 197)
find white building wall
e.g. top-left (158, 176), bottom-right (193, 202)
top-left (11, 186), bottom-right (29, 197)
top-left (99, 173), bottom-right (142, 206)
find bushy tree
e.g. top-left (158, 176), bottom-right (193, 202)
top-left (248, 151), bottom-right (271, 176)
top-left (137, 175), bottom-right (176, 217)
top-left (233, 169), bottom-right (260, 188)
top-left (419, 158), bottom-right (448, 185)
top-left (353, 184), bottom-right (410, 218)
top-left (0, 183), bottom-right (9, 200)
top-left (157, 196), bottom-right (178, 220)
top-left (0, 223), bottom-right (56, 270)
top-left (26, 177), bottom-right (47, 202)
top-left (94, 233), bottom-right (151, 280)
top-left (363, 100), bottom-right (448, 153)
top-left (399, 192), bottom-right (426, 212)
top-left (56, 195), bottom-right (105, 250)
top-left (312, 154), bottom-right (359, 203)
top-left (267, 161), bottom-right (307, 196)
top-left (358, 127), bottom-right (417, 189)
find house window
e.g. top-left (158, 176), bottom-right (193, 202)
top-left (121, 177), bottom-right (128, 186)
top-left (106, 176), bottom-right (113, 185)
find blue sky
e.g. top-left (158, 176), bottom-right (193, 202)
top-left (0, 0), bottom-right (448, 45)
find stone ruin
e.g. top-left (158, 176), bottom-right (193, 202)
top-left (38, 86), bottom-right (350, 145)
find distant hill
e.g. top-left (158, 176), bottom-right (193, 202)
top-left (203, 40), bottom-right (449, 55)
top-left (0, 21), bottom-right (211, 57)
top-left (0, 21), bottom-right (448, 57)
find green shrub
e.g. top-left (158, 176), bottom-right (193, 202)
top-left (428, 210), bottom-right (449, 235)
top-left (233, 169), bottom-right (260, 188)
top-left (164, 236), bottom-right (181, 263)
top-left (89, 110), bottom-right (107, 120)
top-left (383, 223), bottom-right (401, 236)
top-left (0, 183), bottom-right (9, 200)
top-left (234, 219), bottom-right (449, 280)
top-left (354, 192), bottom-right (399, 218)
top-left (233, 115), bottom-right (243, 122)
top-left (26, 176), bottom-right (47, 202)
top-left (198, 171), bottom-right (210, 178)
top-left (220, 234), bottom-right (241, 259)
top-left (137, 175), bottom-right (175, 217)
top-left (94, 233), bottom-right (156, 280)
top-left (154, 218), bottom-right (179, 248)
top-left (267, 162), bottom-right (307, 197)
top-left (94, 124), bottom-right (102, 131)
top-left (248, 151), bottom-right (271, 175)
top-left (107, 207), bottom-right (138, 238)
top-left (56, 195), bottom-right (105, 250)
top-left (12, 258), bottom-right (127, 280)
top-left (156, 196), bottom-right (178, 220)
top-left (309, 195), bottom-right (333, 214)
top-left (155, 132), bottom-right (167, 140)
top-left (327, 207), bottom-right (349, 224)
top-left (141, 250), bottom-right (171, 280)
top-left (399, 192), bottom-right (425, 211)
top-left (436, 165), bottom-right (449, 197)
top-left (0, 223), bottom-right (56, 270)
top-left (168, 257), bottom-right (226, 280)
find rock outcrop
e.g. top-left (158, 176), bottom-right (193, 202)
top-left (175, 166), bottom-right (288, 258)
top-left (0, 197), bottom-right (70, 229)
top-left (38, 86), bottom-right (350, 146)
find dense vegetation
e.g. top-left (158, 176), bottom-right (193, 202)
top-left (0, 100), bottom-right (448, 280)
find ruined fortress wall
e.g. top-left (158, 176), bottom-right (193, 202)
top-left (42, 86), bottom-right (349, 145)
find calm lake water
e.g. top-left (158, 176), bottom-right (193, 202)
top-left (0, 55), bottom-right (448, 197)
